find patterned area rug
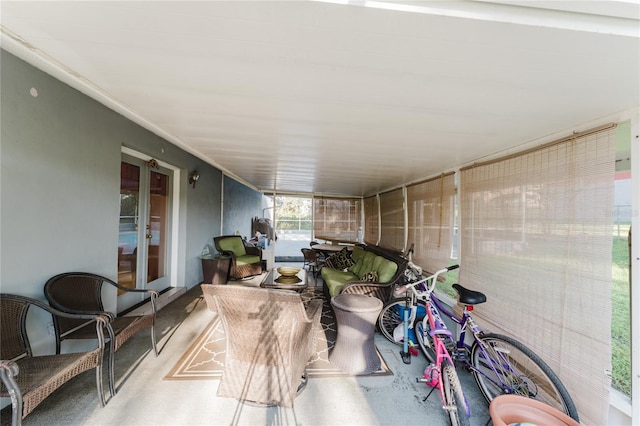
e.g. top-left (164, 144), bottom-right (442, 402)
top-left (165, 287), bottom-right (392, 379)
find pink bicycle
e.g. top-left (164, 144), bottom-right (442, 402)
top-left (398, 265), bottom-right (470, 426)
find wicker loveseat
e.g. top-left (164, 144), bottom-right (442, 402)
top-left (0, 294), bottom-right (108, 425)
top-left (213, 235), bottom-right (262, 280)
top-left (321, 245), bottom-right (408, 303)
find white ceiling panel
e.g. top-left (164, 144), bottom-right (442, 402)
top-left (1, 0), bottom-right (638, 196)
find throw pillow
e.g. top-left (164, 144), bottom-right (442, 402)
top-left (360, 270), bottom-right (379, 282)
top-left (333, 247), bottom-right (354, 270)
top-left (324, 255), bottom-right (336, 269)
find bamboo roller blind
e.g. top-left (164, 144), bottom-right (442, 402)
top-left (406, 172), bottom-right (456, 274)
top-left (459, 124), bottom-right (616, 425)
top-left (313, 197), bottom-right (361, 243)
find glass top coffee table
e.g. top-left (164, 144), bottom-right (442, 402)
top-left (260, 267), bottom-right (307, 292)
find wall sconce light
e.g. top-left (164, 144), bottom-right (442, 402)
top-left (189, 170), bottom-right (200, 189)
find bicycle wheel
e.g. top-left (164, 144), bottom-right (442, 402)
top-left (377, 298), bottom-right (425, 345)
top-left (470, 333), bottom-right (579, 422)
top-left (442, 359), bottom-right (470, 426)
top-left (413, 319), bottom-right (436, 363)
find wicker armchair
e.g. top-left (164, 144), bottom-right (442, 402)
top-left (0, 294), bottom-right (108, 425)
top-left (200, 284), bottom-right (322, 408)
top-left (213, 235), bottom-right (262, 280)
top-left (43, 272), bottom-right (158, 397)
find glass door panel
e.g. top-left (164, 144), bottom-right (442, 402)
top-left (147, 170), bottom-right (168, 284)
top-left (118, 162), bottom-right (140, 293)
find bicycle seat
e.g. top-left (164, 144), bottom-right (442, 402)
top-left (452, 284), bottom-right (487, 305)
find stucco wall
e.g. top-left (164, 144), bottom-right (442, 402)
top-left (222, 176), bottom-right (264, 239)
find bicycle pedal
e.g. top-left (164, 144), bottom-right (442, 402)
top-left (455, 348), bottom-right (468, 362)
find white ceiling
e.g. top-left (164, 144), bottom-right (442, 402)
top-left (1, 1), bottom-right (639, 196)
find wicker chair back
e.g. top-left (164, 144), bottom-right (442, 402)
top-left (200, 284), bottom-right (322, 407)
top-left (1, 297), bottom-right (31, 360)
top-left (44, 274), bottom-right (104, 337)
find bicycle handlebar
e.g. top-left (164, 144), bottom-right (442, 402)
top-left (401, 263), bottom-right (459, 296)
top-left (406, 260), bottom-right (421, 274)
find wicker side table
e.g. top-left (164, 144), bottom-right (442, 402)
top-left (329, 294), bottom-right (383, 375)
top-left (200, 256), bottom-right (231, 284)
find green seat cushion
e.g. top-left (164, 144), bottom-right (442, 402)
top-left (236, 254), bottom-right (261, 266)
top-left (349, 251), bottom-right (376, 277)
top-left (321, 267), bottom-right (358, 297)
top-left (350, 246), bottom-right (365, 263)
top-left (348, 251), bottom-right (398, 283)
top-left (217, 237), bottom-right (246, 257)
top-left (376, 258), bottom-right (398, 283)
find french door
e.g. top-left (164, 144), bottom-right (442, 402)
top-left (118, 154), bottom-right (172, 312)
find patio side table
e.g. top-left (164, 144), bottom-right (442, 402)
top-left (329, 293), bottom-right (383, 375)
top-left (200, 255), bottom-right (231, 284)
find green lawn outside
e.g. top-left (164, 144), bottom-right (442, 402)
top-left (611, 227), bottom-right (631, 397)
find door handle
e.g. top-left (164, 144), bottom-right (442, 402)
top-left (146, 233), bottom-right (152, 239)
